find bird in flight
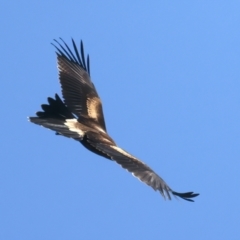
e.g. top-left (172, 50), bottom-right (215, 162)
top-left (29, 38), bottom-right (199, 202)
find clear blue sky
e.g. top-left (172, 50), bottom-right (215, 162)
top-left (1, 1), bottom-right (240, 239)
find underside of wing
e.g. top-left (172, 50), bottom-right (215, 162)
top-left (52, 38), bottom-right (107, 131)
top-left (87, 142), bottom-right (199, 202)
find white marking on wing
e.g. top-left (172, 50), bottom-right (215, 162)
top-left (110, 146), bottom-right (136, 159)
top-left (94, 125), bottom-right (106, 133)
top-left (87, 97), bottom-right (101, 119)
top-left (64, 119), bottom-right (84, 137)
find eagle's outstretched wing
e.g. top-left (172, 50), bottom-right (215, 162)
top-left (86, 141), bottom-right (199, 202)
top-left (52, 38), bottom-right (107, 131)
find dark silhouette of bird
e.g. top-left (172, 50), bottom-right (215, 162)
top-left (29, 39), bottom-right (199, 202)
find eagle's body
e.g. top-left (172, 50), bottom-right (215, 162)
top-left (29, 39), bottom-right (199, 202)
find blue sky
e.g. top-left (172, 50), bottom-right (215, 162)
top-left (1, 1), bottom-right (240, 239)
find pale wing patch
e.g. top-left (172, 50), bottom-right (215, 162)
top-left (110, 146), bottom-right (137, 159)
top-left (94, 125), bottom-right (106, 133)
top-left (64, 119), bottom-right (84, 137)
top-left (87, 97), bottom-right (101, 119)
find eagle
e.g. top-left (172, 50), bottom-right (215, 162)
top-left (29, 39), bottom-right (199, 202)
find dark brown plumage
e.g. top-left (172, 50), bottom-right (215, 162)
top-left (29, 39), bottom-right (199, 202)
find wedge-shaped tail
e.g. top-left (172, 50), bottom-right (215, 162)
top-left (29, 94), bottom-right (83, 140)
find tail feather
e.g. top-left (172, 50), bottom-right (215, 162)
top-left (35, 94), bottom-right (74, 119)
top-left (29, 94), bottom-right (82, 140)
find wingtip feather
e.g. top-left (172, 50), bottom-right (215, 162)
top-left (172, 191), bottom-right (200, 202)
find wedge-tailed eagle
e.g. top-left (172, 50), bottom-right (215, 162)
top-left (29, 39), bottom-right (199, 202)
